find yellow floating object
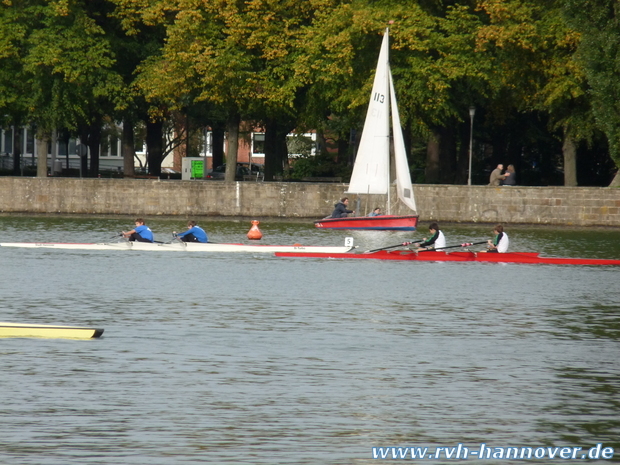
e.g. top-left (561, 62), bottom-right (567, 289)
top-left (0, 322), bottom-right (104, 339)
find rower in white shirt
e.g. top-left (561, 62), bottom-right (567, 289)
top-left (482, 224), bottom-right (509, 253)
top-left (416, 223), bottom-right (446, 251)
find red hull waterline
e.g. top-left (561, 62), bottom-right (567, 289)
top-left (314, 215), bottom-right (419, 231)
top-left (274, 250), bottom-right (620, 266)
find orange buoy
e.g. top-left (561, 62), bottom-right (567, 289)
top-left (247, 220), bottom-right (263, 240)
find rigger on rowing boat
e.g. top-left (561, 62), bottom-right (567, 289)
top-left (275, 224), bottom-right (620, 266)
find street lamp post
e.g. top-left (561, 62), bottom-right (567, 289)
top-left (468, 106), bottom-right (476, 186)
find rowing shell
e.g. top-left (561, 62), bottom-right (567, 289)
top-left (274, 250), bottom-right (620, 266)
top-left (0, 241), bottom-right (355, 254)
top-left (0, 322), bottom-right (104, 339)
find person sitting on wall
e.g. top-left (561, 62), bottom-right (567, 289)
top-left (368, 207), bottom-right (382, 217)
top-left (173, 220), bottom-right (208, 243)
top-left (416, 222), bottom-right (446, 251)
top-left (331, 197), bottom-right (355, 218)
top-left (122, 218), bottom-right (154, 243)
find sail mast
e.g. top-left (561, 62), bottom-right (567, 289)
top-left (385, 28), bottom-right (391, 215)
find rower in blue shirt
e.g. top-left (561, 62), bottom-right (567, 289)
top-left (122, 218), bottom-right (154, 242)
top-left (174, 220), bottom-right (208, 243)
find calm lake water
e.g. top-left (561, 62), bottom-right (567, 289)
top-left (1, 215), bottom-right (619, 464)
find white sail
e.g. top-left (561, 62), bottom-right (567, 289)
top-left (389, 68), bottom-right (417, 212)
top-left (347, 28), bottom-right (416, 213)
top-left (347, 29), bottom-right (391, 195)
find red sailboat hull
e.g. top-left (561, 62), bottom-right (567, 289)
top-left (314, 215), bottom-right (419, 231)
top-left (275, 250), bottom-right (620, 266)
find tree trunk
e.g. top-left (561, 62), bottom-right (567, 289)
top-left (211, 122), bottom-right (225, 170)
top-left (12, 126), bottom-right (21, 176)
top-left (80, 145), bottom-right (88, 176)
top-left (438, 125), bottom-right (457, 184)
top-left (426, 130), bottom-right (440, 183)
top-left (277, 126), bottom-right (291, 176)
top-left (122, 117), bottom-right (135, 177)
top-left (456, 121), bottom-right (470, 185)
top-left (225, 113), bottom-right (240, 183)
top-left (146, 120), bottom-right (163, 177)
top-left (264, 118), bottom-right (294, 181)
top-left (50, 128), bottom-right (58, 175)
top-left (562, 134), bottom-right (578, 186)
top-left (348, 128), bottom-right (359, 167)
top-left (264, 118), bottom-right (279, 181)
top-left (87, 118), bottom-right (102, 177)
top-left (36, 130), bottom-right (49, 178)
top-left (60, 130), bottom-right (70, 172)
top-left (171, 111), bottom-right (187, 171)
top-left (426, 126), bottom-right (458, 184)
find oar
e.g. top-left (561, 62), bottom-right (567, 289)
top-left (365, 240), bottom-right (421, 253)
top-left (164, 233), bottom-right (184, 244)
top-left (109, 232), bottom-right (127, 243)
top-left (418, 241), bottom-right (487, 252)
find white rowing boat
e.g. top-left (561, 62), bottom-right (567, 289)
top-left (0, 322), bottom-right (104, 339)
top-left (0, 237), bottom-right (356, 254)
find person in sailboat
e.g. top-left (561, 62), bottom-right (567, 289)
top-left (173, 220), bottom-right (208, 243)
top-left (368, 207), bottom-right (382, 217)
top-left (415, 223), bottom-right (446, 251)
top-left (330, 197), bottom-right (355, 218)
top-left (481, 224), bottom-right (510, 253)
top-left (122, 218), bottom-right (154, 243)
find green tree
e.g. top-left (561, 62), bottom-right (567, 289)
top-left (562, 0), bottom-right (620, 185)
top-left (131, 0), bottom-right (349, 181)
top-left (1, 0), bottom-right (126, 176)
top-left (0, 0), bottom-right (38, 174)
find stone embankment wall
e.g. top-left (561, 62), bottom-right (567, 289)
top-left (1, 177), bottom-right (619, 226)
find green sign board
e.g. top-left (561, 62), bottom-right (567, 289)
top-left (191, 159), bottom-right (204, 178)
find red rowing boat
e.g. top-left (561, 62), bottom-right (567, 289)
top-left (274, 250), bottom-right (620, 266)
top-left (314, 215), bottom-right (419, 231)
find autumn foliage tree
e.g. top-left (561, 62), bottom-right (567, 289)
top-left (0, 0), bottom-right (617, 185)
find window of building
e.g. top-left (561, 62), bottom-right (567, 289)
top-left (201, 129), bottom-right (213, 156)
top-left (2, 128), bottom-right (13, 153)
top-left (252, 133), bottom-right (265, 155)
top-left (101, 136), bottom-right (109, 156)
top-left (110, 135), bottom-right (118, 156)
top-left (26, 127), bottom-right (35, 154)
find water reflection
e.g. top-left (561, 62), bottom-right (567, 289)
top-left (539, 367), bottom-right (620, 450)
top-left (0, 215), bottom-right (619, 464)
top-left (545, 304), bottom-right (620, 341)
